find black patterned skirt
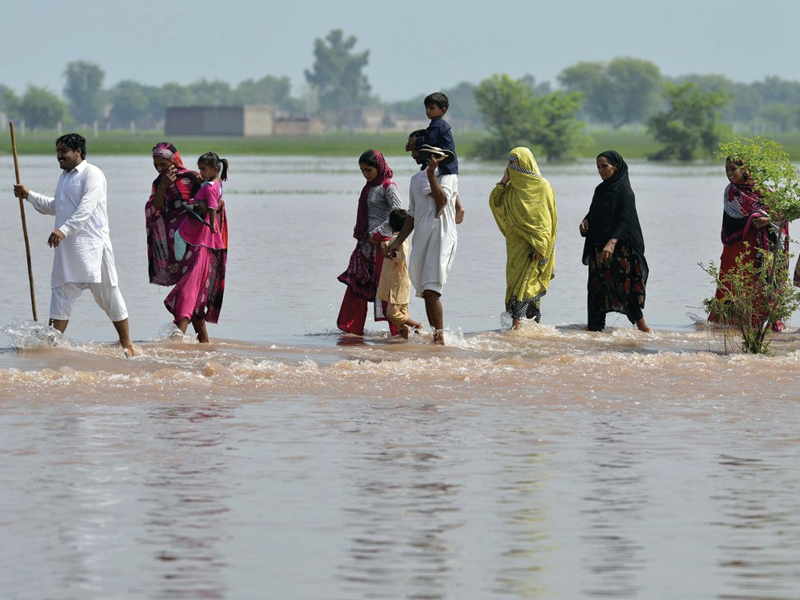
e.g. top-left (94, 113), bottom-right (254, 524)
top-left (586, 242), bottom-right (648, 331)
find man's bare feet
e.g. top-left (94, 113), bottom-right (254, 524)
top-left (113, 319), bottom-right (135, 356)
top-left (433, 329), bottom-right (445, 345)
top-left (636, 318), bottom-right (652, 333)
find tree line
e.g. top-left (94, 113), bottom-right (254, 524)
top-left (0, 64), bottom-right (303, 131)
top-left (4, 30), bottom-right (800, 160)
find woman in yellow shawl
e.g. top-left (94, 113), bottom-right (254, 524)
top-left (490, 147), bottom-right (557, 329)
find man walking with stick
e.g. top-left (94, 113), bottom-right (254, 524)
top-left (13, 133), bottom-right (135, 355)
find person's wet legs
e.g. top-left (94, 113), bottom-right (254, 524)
top-left (423, 290), bottom-right (444, 345)
top-left (112, 318), bottom-right (135, 355)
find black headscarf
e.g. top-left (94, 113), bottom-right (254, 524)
top-left (581, 150), bottom-right (645, 265)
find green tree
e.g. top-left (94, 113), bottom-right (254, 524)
top-left (520, 75), bottom-right (552, 97)
top-left (475, 74), bottom-right (538, 157)
top-left (235, 75), bottom-right (296, 110)
top-left (17, 85), bottom-right (69, 128)
top-left (760, 102), bottom-right (795, 132)
top-left (558, 57), bottom-right (661, 128)
top-left (704, 77), bottom-right (800, 129)
top-left (187, 79), bottom-right (234, 105)
top-left (63, 60), bottom-right (105, 125)
top-left (0, 84), bottom-right (17, 113)
top-left (605, 57), bottom-right (662, 127)
top-left (675, 74), bottom-right (734, 95)
top-left (557, 61), bottom-right (611, 123)
top-left (304, 29), bottom-right (370, 124)
top-left (730, 82), bottom-right (762, 125)
top-left (752, 76), bottom-right (800, 106)
top-left (107, 80), bottom-right (154, 128)
top-left (475, 74), bottom-right (584, 161)
top-left (532, 91), bottom-right (585, 161)
top-left (149, 83), bottom-right (195, 123)
top-left (676, 74), bottom-right (744, 123)
top-left (647, 82), bottom-right (729, 161)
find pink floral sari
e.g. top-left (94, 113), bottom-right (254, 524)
top-left (146, 142), bottom-right (227, 324)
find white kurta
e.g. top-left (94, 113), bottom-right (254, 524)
top-left (26, 160), bottom-right (118, 289)
top-left (407, 169), bottom-right (458, 296)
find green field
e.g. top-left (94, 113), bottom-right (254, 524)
top-left (5, 128), bottom-right (800, 162)
top-left (1, 130), bottom-right (426, 158)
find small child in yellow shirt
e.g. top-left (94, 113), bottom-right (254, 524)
top-left (378, 209), bottom-right (424, 339)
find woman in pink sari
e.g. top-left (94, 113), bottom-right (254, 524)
top-left (146, 143), bottom-right (228, 342)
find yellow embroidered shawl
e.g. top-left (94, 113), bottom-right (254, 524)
top-left (489, 147), bottom-right (557, 304)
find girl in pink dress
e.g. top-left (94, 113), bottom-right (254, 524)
top-left (164, 152), bottom-right (229, 342)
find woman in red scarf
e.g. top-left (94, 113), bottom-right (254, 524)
top-left (146, 142), bottom-right (227, 342)
top-left (710, 158), bottom-right (787, 330)
top-left (337, 149), bottom-right (402, 336)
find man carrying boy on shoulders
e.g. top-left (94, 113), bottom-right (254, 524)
top-left (386, 133), bottom-right (458, 345)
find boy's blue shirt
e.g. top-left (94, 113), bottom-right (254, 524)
top-left (415, 116), bottom-right (459, 175)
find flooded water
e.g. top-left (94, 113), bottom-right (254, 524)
top-left (2, 154), bottom-right (800, 599)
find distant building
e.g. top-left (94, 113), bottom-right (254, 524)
top-left (165, 105), bottom-right (324, 137)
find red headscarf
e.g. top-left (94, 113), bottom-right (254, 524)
top-left (354, 150), bottom-right (393, 241)
top-left (722, 164), bottom-right (769, 247)
top-left (152, 141), bottom-right (186, 170)
top-left (726, 170), bottom-right (763, 216)
top-left (150, 142), bottom-right (198, 204)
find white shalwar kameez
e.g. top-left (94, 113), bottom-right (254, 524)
top-left (407, 168), bottom-right (458, 296)
top-left (26, 160), bottom-right (128, 321)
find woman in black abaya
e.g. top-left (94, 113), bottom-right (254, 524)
top-left (579, 151), bottom-right (651, 332)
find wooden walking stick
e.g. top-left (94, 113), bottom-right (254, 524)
top-left (9, 122), bottom-right (38, 321)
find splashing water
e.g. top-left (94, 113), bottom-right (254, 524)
top-left (2, 320), bottom-right (72, 350)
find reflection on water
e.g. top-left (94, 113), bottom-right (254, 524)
top-left (493, 451), bottom-right (553, 600)
top-left (580, 420), bottom-right (648, 599)
top-left (3, 385), bottom-right (800, 598)
top-left (713, 453), bottom-right (800, 600)
top-left (0, 403), bottom-right (238, 599)
top-left (338, 403), bottom-right (464, 599)
top-left (142, 405), bottom-right (233, 600)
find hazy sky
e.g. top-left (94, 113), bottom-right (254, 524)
top-left (3, 0), bottom-right (799, 102)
